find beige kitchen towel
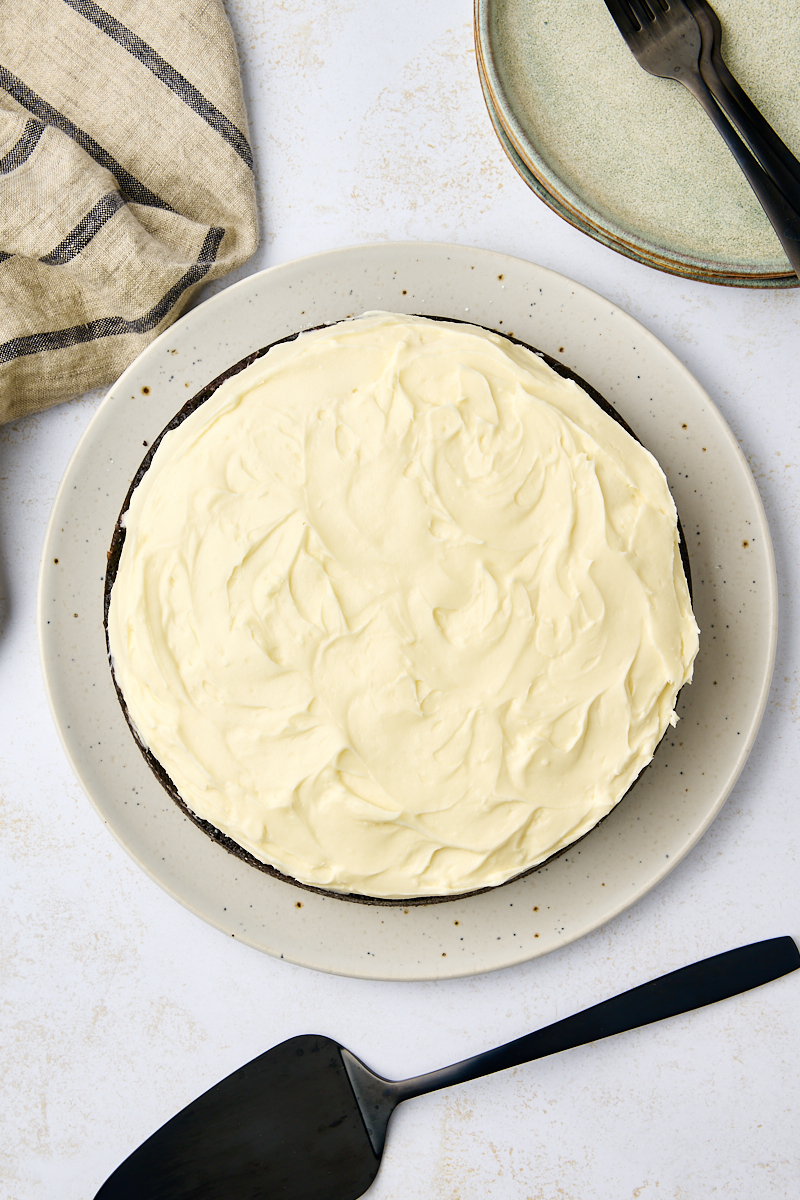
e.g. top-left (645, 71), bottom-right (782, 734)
top-left (0, 0), bottom-right (258, 423)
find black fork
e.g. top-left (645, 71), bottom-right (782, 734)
top-left (686, 0), bottom-right (800, 209)
top-left (603, 0), bottom-right (800, 278)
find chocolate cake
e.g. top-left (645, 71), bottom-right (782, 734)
top-left (105, 314), bottom-right (698, 903)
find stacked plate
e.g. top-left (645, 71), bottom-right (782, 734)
top-left (475, 0), bottom-right (800, 287)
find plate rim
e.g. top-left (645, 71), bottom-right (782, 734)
top-left (37, 240), bottom-right (778, 979)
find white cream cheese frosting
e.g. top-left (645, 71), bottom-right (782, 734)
top-left (108, 313), bottom-right (699, 898)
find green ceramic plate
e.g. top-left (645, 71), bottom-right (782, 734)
top-left (476, 0), bottom-right (800, 287)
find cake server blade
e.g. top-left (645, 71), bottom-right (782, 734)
top-left (94, 936), bottom-right (799, 1200)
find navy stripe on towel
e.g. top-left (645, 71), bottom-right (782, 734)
top-left (0, 117), bottom-right (46, 174)
top-left (64, 0), bottom-right (253, 168)
top-left (0, 226), bottom-right (224, 364)
top-left (39, 191), bottom-right (125, 264)
top-left (0, 64), bottom-right (172, 210)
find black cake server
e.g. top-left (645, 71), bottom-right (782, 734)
top-left (94, 936), bottom-right (799, 1200)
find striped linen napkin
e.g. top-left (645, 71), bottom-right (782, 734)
top-left (0, 0), bottom-right (258, 424)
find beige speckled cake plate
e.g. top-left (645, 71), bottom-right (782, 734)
top-left (38, 242), bottom-right (776, 980)
top-left (476, 0), bottom-right (800, 287)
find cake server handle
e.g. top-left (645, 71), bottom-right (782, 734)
top-left (392, 938), bottom-right (799, 1100)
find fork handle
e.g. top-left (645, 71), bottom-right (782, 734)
top-left (687, 0), bottom-right (800, 208)
top-left (680, 69), bottom-right (800, 278)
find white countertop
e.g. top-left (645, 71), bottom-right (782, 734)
top-left (2, 3), bottom-right (799, 1197)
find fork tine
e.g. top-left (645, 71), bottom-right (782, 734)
top-left (627, 0), bottom-right (654, 26)
top-left (603, 0), bottom-right (639, 36)
top-left (639, 0), bottom-right (670, 18)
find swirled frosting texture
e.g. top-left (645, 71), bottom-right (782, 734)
top-left (108, 314), bottom-right (698, 898)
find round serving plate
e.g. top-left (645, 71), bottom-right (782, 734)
top-left (38, 242), bottom-right (776, 980)
top-left (475, 0), bottom-right (800, 288)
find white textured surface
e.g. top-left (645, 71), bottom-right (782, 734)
top-left (1, 2), bottom-right (799, 1198)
